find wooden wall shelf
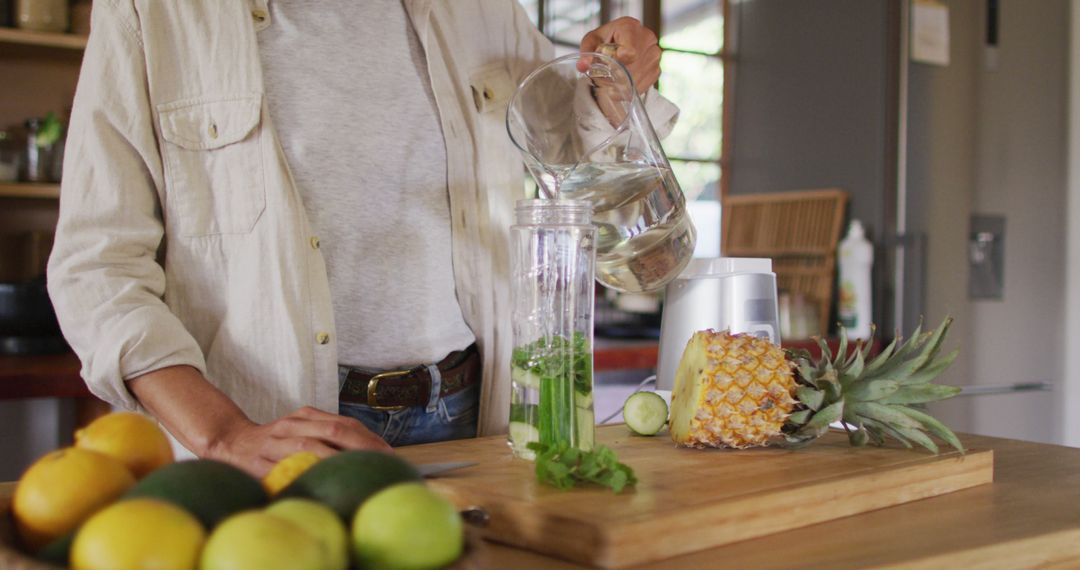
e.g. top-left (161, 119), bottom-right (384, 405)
top-left (0, 183), bottom-right (60, 199)
top-left (0, 28), bottom-right (87, 50)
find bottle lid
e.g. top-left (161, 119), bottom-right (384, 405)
top-left (513, 198), bottom-right (593, 225)
top-left (846, 219), bottom-right (866, 240)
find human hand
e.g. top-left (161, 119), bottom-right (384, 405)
top-left (578, 17), bottom-right (662, 94)
top-left (206, 406), bottom-right (392, 478)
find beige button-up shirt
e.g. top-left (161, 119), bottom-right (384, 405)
top-left (48, 0), bottom-right (678, 437)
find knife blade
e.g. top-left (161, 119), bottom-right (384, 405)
top-left (417, 461), bottom-right (478, 478)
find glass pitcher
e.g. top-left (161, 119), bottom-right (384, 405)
top-left (508, 199), bottom-right (596, 460)
top-left (507, 52), bottom-right (696, 294)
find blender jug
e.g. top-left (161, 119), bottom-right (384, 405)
top-left (507, 52), bottom-right (696, 294)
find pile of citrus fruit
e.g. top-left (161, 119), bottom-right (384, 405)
top-left (11, 412), bottom-right (464, 570)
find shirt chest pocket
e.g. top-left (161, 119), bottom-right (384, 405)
top-left (158, 96), bottom-right (266, 238)
top-left (468, 65), bottom-right (521, 193)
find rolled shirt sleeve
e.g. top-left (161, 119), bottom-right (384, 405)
top-left (641, 86), bottom-right (679, 140)
top-left (47, 0), bottom-right (207, 411)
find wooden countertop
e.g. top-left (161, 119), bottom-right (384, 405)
top-left (1, 433), bottom-right (1077, 568)
top-left (0, 352), bottom-right (89, 399)
top-left (467, 433), bottom-right (1080, 569)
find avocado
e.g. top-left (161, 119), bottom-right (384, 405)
top-left (124, 459), bottom-right (267, 528)
top-left (35, 532), bottom-right (74, 566)
top-left (277, 451), bottom-right (421, 521)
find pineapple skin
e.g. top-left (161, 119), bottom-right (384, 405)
top-left (669, 330), bottom-right (797, 448)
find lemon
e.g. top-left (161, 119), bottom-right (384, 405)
top-left (71, 498), bottom-right (205, 570)
top-left (201, 511), bottom-right (327, 570)
top-left (266, 499), bottom-right (349, 570)
top-left (75, 411), bottom-right (174, 479)
top-left (262, 451), bottom-right (320, 495)
top-left (13, 447), bottom-right (136, 552)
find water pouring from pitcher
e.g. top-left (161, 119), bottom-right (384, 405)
top-left (507, 51), bottom-right (696, 294)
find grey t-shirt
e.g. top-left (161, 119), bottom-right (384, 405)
top-left (257, 0), bottom-right (476, 369)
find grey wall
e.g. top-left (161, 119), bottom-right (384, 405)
top-left (909, 0), bottom-right (1068, 443)
top-left (728, 0), bottom-right (895, 331)
top-left (729, 0), bottom-right (892, 242)
top-left (902, 0), bottom-right (981, 435)
top-left (1065, 0), bottom-right (1080, 447)
top-left (729, 0), bottom-right (1070, 443)
top-left (967, 0), bottom-right (1067, 442)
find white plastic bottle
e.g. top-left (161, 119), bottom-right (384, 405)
top-left (838, 220), bottom-right (874, 339)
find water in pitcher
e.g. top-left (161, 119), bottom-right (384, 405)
top-left (537, 162), bottom-right (697, 293)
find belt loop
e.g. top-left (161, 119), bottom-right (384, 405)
top-left (425, 364), bottom-right (442, 413)
top-left (337, 366), bottom-right (349, 394)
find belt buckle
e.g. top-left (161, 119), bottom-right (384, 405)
top-left (367, 369), bottom-right (411, 411)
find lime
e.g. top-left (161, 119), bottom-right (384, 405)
top-left (351, 482), bottom-right (463, 570)
top-left (266, 499), bottom-right (348, 570)
top-left (201, 511), bottom-right (326, 570)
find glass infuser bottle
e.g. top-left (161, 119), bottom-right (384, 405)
top-left (508, 199), bottom-right (597, 460)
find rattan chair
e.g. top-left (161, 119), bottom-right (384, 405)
top-left (721, 189), bottom-right (849, 336)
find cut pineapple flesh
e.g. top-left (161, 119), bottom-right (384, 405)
top-left (669, 330), bottom-right (796, 448)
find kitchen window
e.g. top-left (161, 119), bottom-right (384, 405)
top-left (518, 0), bottom-right (731, 258)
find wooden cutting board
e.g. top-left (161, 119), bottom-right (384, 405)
top-left (398, 425), bottom-right (993, 568)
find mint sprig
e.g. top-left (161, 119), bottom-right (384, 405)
top-left (511, 332), bottom-right (592, 395)
top-left (527, 442), bottom-right (637, 493)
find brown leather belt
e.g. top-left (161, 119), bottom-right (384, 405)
top-left (339, 344), bottom-right (480, 410)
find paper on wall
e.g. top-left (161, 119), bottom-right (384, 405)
top-left (912, 0), bottom-right (950, 66)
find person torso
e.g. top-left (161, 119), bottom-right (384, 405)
top-left (256, 0), bottom-right (475, 369)
top-left (88, 0), bottom-right (548, 430)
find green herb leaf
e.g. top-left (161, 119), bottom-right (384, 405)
top-left (527, 441), bottom-right (637, 493)
top-left (35, 112), bottom-right (64, 148)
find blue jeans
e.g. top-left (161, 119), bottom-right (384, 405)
top-left (338, 382), bottom-right (480, 447)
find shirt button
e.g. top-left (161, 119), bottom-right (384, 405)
top-left (315, 332), bottom-right (330, 345)
top-left (251, 9), bottom-right (268, 23)
top-left (310, 236), bottom-right (320, 249)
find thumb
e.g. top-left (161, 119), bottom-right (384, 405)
top-left (578, 26), bottom-right (612, 71)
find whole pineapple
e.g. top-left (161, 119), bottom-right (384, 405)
top-left (669, 318), bottom-right (964, 453)
top-left (669, 332), bottom-right (797, 448)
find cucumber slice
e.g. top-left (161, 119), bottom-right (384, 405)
top-left (623, 391), bottom-right (669, 436)
top-left (509, 421), bottom-right (541, 459)
top-left (510, 366), bottom-right (542, 389)
top-left (575, 407), bottom-right (595, 451)
top-left (509, 403), bottom-right (539, 425)
top-left (574, 390), bottom-right (594, 409)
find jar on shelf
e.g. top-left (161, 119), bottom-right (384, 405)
top-left (23, 117), bottom-right (63, 183)
top-left (1, 0), bottom-right (13, 27)
top-left (0, 132), bottom-right (20, 183)
top-left (16, 0), bottom-right (69, 33)
top-left (507, 199), bottom-right (597, 460)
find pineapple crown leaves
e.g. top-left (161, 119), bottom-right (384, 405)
top-left (782, 317), bottom-right (964, 454)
